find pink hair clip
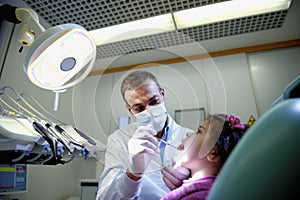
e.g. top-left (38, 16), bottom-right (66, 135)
top-left (226, 114), bottom-right (246, 130)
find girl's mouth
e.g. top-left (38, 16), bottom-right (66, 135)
top-left (177, 143), bottom-right (184, 150)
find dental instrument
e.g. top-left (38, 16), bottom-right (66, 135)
top-left (157, 138), bottom-right (178, 149)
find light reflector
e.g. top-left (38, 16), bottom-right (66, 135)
top-left (24, 24), bottom-right (96, 91)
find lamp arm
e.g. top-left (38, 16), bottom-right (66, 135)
top-left (15, 7), bottom-right (45, 35)
top-left (15, 7), bottom-right (46, 46)
top-left (1, 4), bottom-right (45, 46)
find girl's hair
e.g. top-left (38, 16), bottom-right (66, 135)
top-left (120, 70), bottom-right (161, 102)
top-left (206, 114), bottom-right (248, 164)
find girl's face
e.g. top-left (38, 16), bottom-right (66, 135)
top-left (173, 120), bottom-right (210, 168)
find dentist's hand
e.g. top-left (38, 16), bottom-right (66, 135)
top-left (127, 125), bottom-right (159, 180)
top-left (161, 166), bottom-right (190, 190)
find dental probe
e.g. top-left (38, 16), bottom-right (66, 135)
top-left (157, 138), bottom-right (178, 149)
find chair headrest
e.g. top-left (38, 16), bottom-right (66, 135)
top-left (272, 75), bottom-right (300, 107)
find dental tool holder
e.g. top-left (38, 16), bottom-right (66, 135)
top-left (0, 86), bottom-right (105, 165)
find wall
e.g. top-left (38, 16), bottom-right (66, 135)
top-left (248, 46), bottom-right (300, 115)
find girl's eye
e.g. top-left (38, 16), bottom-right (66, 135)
top-left (197, 126), bottom-right (205, 134)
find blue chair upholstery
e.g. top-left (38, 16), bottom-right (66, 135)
top-left (207, 76), bottom-right (300, 200)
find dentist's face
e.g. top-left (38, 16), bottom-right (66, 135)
top-left (125, 81), bottom-right (164, 114)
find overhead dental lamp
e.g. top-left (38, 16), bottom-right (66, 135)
top-left (1, 4), bottom-right (96, 111)
top-left (23, 23), bottom-right (96, 111)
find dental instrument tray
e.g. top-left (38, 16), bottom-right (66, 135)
top-left (0, 86), bottom-right (105, 165)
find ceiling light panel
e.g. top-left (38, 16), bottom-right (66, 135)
top-left (89, 13), bottom-right (175, 45)
top-left (174, 0), bottom-right (291, 29)
top-left (96, 10), bottom-right (288, 59)
top-left (24, 0), bottom-right (227, 30)
top-left (22, 0), bottom-right (291, 59)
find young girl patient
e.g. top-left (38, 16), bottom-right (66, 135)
top-left (161, 114), bottom-right (248, 200)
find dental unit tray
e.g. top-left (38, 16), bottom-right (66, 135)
top-left (0, 116), bottom-right (41, 143)
top-left (0, 86), bottom-right (106, 165)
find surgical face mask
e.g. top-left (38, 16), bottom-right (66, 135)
top-left (134, 102), bottom-right (168, 132)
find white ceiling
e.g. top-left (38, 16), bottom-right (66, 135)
top-left (2, 0), bottom-right (300, 71)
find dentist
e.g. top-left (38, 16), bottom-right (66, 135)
top-left (96, 70), bottom-right (192, 199)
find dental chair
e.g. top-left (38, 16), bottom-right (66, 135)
top-left (207, 75), bottom-right (300, 200)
